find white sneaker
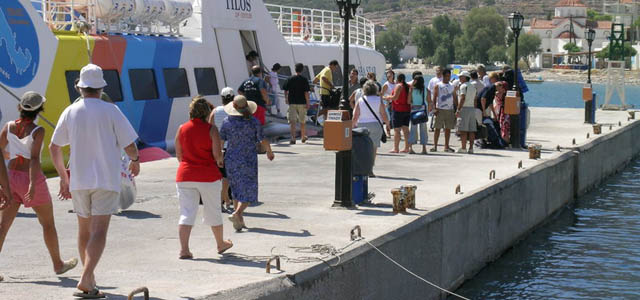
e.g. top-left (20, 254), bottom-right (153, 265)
top-left (457, 148), bottom-right (467, 153)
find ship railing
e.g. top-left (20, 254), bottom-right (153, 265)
top-left (265, 4), bottom-right (376, 49)
top-left (30, 0), bottom-right (186, 36)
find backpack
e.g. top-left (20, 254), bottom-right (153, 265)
top-left (241, 78), bottom-right (262, 102)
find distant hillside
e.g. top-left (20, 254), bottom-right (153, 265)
top-left (264, 0), bottom-right (606, 27)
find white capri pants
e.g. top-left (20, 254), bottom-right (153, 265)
top-left (176, 181), bottom-right (222, 226)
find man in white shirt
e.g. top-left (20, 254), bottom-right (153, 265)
top-left (477, 64), bottom-right (490, 87)
top-left (50, 64), bottom-right (140, 298)
top-left (427, 66), bottom-right (443, 130)
top-left (432, 69), bottom-right (458, 152)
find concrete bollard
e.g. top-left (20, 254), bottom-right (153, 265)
top-left (391, 188), bottom-right (405, 213)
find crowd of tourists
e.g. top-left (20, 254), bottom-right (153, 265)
top-left (0, 56), bottom-right (525, 298)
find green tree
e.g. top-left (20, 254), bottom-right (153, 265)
top-left (488, 45), bottom-right (508, 63)
top-left (455, 7), bottom-right (507, 63)
top-left (376, 29), bottom-right (405, 66)
top-left (411, 25), bottom-right (436, 59)
top-left (596, 43), bottom-right (638, 60)
top-left (563, 42), bottom-right (581, 53)
top-left (386, 15), bottom-right (413, 36)
top-left (432, 45), bottom-right (453, 68)
top-left (587, 9), bottom-right (613, 22)
top-left (431, 15), bottom-right (462, 63)
top-left (507, 33), bottom-right (542, 69)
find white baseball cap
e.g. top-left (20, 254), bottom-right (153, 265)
top-left (221, 87), bottom-right (235, 97)
top-left (459, 71), bottom-right (471, 79)
top-left (77, 64), bottom-right (107, 89)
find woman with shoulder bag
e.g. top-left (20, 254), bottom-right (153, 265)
top-left (408, 76), bottom-right (429, 154)
top-left (352, 80), bottom-right (390, 177)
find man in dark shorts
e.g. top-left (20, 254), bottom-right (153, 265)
top-left (313, 60), bottom-right (340, 120)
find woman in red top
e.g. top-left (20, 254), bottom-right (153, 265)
top-left (174, 97), bottom-right (233, 259)
top-left (384, 74), bottom-right (412, 153)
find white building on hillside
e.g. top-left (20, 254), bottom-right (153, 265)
top-left (528, 0), bottom-right (611, 68)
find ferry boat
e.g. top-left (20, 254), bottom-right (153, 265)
top-left (0, 0), bottom-right (385, 167)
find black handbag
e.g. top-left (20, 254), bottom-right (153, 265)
top-left (410, 90), bottom-right (428, 125)
top-left (362, 96), bottom-right (387, 143)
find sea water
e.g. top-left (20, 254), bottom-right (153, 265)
top-left (450, 159), bottom-right (640, 300)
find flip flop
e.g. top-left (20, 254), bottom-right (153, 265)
top-left (56, 258), bottom-right (78, 275)
top-left (0, 275), bottom-right (4, 282)
top-left (179, 254), bottom-right (193, 260)
top-left (217, 241), bottom-right (233, 254)
top-left (73, 288), bottom-right (106, 299)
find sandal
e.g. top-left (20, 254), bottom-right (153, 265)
top-left (301, 136), bottom-right (308, 143)
top-left (228, 215), bottom-right (243, 231)
top-left (217, 240), bottom-right (233, 254)
top-left (56, 258), bottom-right (78, 275)
top-left (73, 288), bottom-right (106, 299)
top-left (429, 147), bottom-right (437, 152)
top-left (179, 253), bottom-right (193, 260)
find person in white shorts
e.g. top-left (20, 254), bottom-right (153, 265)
top-left (50, 64), bottom-right (140, 299)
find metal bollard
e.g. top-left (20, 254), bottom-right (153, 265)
top-left (350, 225), bottom-right (362, 241)
top-left (572, 138), bottom-right (576, 145)
top-left (266, 256), bottom-right (281, 273)
top-left (629, 111), bottom-right (635, 120)
top-left (619, 121), bottom-right (622, 126)
top-left (557, 145), bottom-right (561, 151)
top-left (489, 170), bottom-right (496, 180)
top-left (127, 287), bottom-right (149, 300)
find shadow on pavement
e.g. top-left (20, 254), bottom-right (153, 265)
top-left (116, 210), bottom-right (162, 219)
top-left (246, 228), bottom-right (311, 237)
top-left (195, 255), bottom-right (266, 269)
top-left (242, 211), bottom-right (290, 219)
top-left (356, 209), bottom-right (419, 216)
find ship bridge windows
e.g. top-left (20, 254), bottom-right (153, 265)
top-left (129, 69), bottom-right (159, 100)
top-left (278, 66), bottom-right (292, 89)
top-left (64, 70), bottom-right (123, 103)
top-left (301, 66), bottom-right (311, 81)
top-left (163, 68), bottom-right (191, 98)
top-left (194, 68), bottom-right (220, 96)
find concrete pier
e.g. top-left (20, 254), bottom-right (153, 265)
top-left (1, 108), bottom-right (638, 299)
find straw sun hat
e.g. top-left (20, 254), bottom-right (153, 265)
top-left (224, 95), bottom-right (257, 116)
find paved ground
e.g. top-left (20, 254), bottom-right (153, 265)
top-left (0, 108), bottom-right (635, 299)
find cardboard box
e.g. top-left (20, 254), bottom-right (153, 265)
top-left (323, 110), bottom-right (352, 151)
top-left (505, 90), bottom-right (521, 115)
top-left (583, 84), bottom-right (593, 101)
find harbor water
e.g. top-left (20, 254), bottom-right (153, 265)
top-left (450, 159), bottom-right (640, 299)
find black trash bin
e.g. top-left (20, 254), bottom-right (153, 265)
top-left (351, 127), bottom-right (374, 205)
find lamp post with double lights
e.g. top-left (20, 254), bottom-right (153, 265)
top-left (332, 0), bottom-right (360, 208)
top-left (584, 27), bottom-right (596, 123)
top-left (508, 11), bottom-right (524, 149)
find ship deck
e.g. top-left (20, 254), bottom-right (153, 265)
top-left (1, 107), bottom-right (635, 299)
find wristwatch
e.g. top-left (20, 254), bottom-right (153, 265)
top-left (130, 157), bottom-right (140, 162)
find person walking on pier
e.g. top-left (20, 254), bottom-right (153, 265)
top-left (408, 76), bottom-right (428, 154)
top-left (50, 64), bottom-right (140, 299)
top-left (313, 60), bottom-right (339, 121)
top-left (266, 63), bottom-right (282, 116)
top-left (221, 96), bottom-right (274, 231)
top-left (0, 92), bottom-right (78, 282)
top-left (384, 73), bottom-right (412, 153)
top-left (283, 63), bottom-right (311, 144)
top-left (210, 87), bottom-right (235, 212)
top-left (456, 71), bottom-right (478, 154)
top-left (175, 96), bottom-right (234, 259)
top-left (431, 69), bottom-right (457, 152)
top-left (352, 80), bottom-right (390, 176)
top-left (381, 70), bottom-right (396, 136)
top-left (238, 66), bottom-right (270, 127)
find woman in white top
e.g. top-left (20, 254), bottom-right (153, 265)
top-left (352, 81), bottom-right (390, 176)
top-left (0, 92), bottom-right (77, 280)
top-left (209, 87), bottom-right (235, 212)
top-left (380, 70), bottom-right (396, 136)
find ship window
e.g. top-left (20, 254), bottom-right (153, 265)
top-left (278, 66), bottom-right (292, 89)
top-left (163, 68), bottom-right (190, 98)
top-left (194, 68), bottom-right (219, 96)
top-left (312, 65), bottom-right (325, 77)
top-left (129, 69), bottom-right (159, 100)
top-left (302, 65), bottom-right (311, 81)
top-left (65, 69), bottom-right (123, 103)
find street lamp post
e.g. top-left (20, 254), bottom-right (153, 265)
top-left (584, 27), bottom-right (596, 123)
top-left (333, 0), bottom-right (360, 208)
top-left (508, 11), bottom-right (524, 149)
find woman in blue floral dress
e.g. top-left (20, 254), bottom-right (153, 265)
top-left (220, 96), bottom-right (274, 231)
